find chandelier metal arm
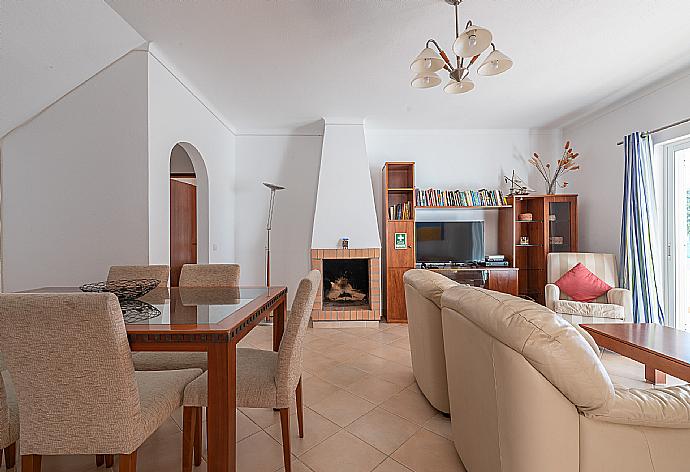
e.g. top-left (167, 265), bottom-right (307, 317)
top-left (425, 38), bottom-right (454, 71)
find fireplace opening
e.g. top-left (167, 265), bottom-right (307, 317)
top-left (322, 259), bottom-right (370, 309)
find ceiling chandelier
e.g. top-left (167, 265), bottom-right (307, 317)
top-left (410, 0), bottom-right (513, 94)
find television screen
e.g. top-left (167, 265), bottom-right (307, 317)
top-left (416, 221), bottom-right (484, 263)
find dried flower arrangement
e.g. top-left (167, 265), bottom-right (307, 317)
top-left (530, 141), bottom-right (580, 194)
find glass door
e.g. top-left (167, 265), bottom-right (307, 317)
top-left (663, 138), bottom-right (690, 330)
top-left (548, 201), bottom-right (573, 252)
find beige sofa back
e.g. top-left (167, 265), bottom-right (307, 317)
top-left (403, 269), bottom-right (459, 413)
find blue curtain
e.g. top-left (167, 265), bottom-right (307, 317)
top-left (619, 132), bottom-right (664, 323)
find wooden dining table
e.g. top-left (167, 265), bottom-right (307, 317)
top-left (24, 285), bottom-right (288, 472)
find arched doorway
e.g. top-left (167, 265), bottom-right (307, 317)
top-left (169, 143), bottom-right (209, 285)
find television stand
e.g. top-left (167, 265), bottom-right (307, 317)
top-left (427, 266), bottom-right (519, 296)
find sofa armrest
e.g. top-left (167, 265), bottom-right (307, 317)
top-left (584, 385), bottom-right (690, 428)
top-left (607, 288), bottom-right (633, 322)
top-left (545, 284), bottom-right (560, 311)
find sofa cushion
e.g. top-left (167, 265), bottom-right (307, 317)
top-left (555, 263), bottom-right (612, 302)
top-left (555, 300), bottom-right (625, 320)
top-left (441, 285), bottom-right (614, 412)
top-left (403, 269), bottom-right (459, 309)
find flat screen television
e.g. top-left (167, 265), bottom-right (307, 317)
top-left (416, 221), bottom-right (484, 264)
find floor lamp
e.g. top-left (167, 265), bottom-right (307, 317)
top-left (263, 182), bottom-right (285, 287)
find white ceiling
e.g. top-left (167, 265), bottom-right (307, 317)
top-left (106, 0), bottom-right (690, 132)
top-left (0, 0), bottom-right (143, 138)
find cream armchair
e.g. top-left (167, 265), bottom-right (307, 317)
top-left (441, 285), bottom-right (690, 472)
top-left (545, 252), bottom-right (633, 323)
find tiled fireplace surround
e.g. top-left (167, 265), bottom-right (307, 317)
top-left (310, 248), bottom-right (381, 323)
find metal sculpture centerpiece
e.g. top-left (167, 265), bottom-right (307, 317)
top-left (410, 0), bottom-right (513, 94)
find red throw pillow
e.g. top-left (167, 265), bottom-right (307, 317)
top-left (555, 263), bottom-right (612, 302)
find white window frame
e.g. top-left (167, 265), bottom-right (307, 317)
top-left (662, 137), bottom-right (690, 329)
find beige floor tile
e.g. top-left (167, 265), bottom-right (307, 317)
top-left (376, 363), bottom-right (415, 388)
top-left (368, 346), bottom-right (412, 367)
top-left (239, 407), bottom-right (281, 429)
top-left (372, 458), bottom-right (413, 472)
top-left (236, 431), bottom-right (286, 472)
top-left (380, 385), bottom-right (437, 425)
top-left (301, 430), bottom-right (387, 472)
top-left (346, 408), bottom-right (421, 454)
top-left (365, 330), bottom-right (405, 344)
top-left (346, 375), bottom-right (405, 404)
top-left (237, 409), bottom-right (262, 442)
top-left (276, 458), bottom-right (315, 472)
top-left (337, 327), bottom-right (382, 337)
top-left (346, 353), bottom-right (391, 374)
top-left (303, 348), bottom-right (342, 373)
top-left (310, 389), bottom-right (376, 427)
top-left (349, 338), bottom-right (388, 354)
top-left (423, 413), bottom-right (452, 440)
top-left (392, 429), bottom-right (466, 472)
top-left (320, 342), bottom-right (366, 362)
top-left (265, 407), bottom-right (341, 456)
top-left (389, 338), bottom-right (411, 351)
top-left (302, 375), bottom-right (342, 407)
top-left (305, 336), bottom-right (347, 354)
top-left (315, 364), bottom-right (368, 388)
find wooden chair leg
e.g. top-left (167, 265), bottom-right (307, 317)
top-left (279, 408), bottom-right (292, 472)
top-left (296, 377), bottom-right (304, 438)
top-left (105, 454), bottom-right (114, 468)
top-left (194, 407), bottom-right (203, 467)
top-left (96, 454), bottom-right (105, 467)
top-left (119, 451), bottom-right (137, 472)
top-left (183, 406), bottom-right (196, 472)
top-left (21, 454), bottom-right (42, 472)
top-left (3, 443), bottom-right (15, 469)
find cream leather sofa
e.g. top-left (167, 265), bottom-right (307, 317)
top-left (403, 269), bottom-right (459, 413)
top-left (441, 285), bottom-right (690, 472)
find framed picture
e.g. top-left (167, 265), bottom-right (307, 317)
top-left (394, 232), bottom-right (407, 250)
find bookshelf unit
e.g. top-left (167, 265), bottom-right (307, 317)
top-left (498, 194), bottom-right (578, 304)
top-left (382, 162), bottom-right (415, 322)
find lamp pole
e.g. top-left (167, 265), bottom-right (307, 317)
top-left (263, 182), bottom-right (285, 287)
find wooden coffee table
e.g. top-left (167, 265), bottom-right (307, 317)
top-left (581, 323), bottom-right (690, 385)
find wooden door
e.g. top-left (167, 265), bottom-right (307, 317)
top-left (386, 221), bottom-right (415, 268)
top-left (170, 179), bottom-right (197, 286)
top-left (386, 267), bottom-right (410, 322)
top-left (487, 269), bottom-right (519, 295)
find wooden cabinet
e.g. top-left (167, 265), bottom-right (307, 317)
top-left (429, 268), bottom-right (519, 296)
top-left (382, 163), bottom-right (415, 323)
top-left (499, 194), bottom-right (578, 304)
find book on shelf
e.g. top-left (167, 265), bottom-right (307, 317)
top-left (414, 188), bottom-right (507, 207)
top-left (388, 201), bottom-right (411, 220)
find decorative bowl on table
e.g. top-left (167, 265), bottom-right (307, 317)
top-left (80, 279), bottom-right (161, 302)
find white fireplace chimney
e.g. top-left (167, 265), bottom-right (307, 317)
top-left (311, 119), bottom-right (381, 249)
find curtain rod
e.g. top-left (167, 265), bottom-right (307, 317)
top-left (616, 117), bottom-right (690, 146)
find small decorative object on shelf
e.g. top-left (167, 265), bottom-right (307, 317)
top-left (530, 141), bottom-right (581, 195)
top-left (341, 238), bottom-right (349, 249)
top-left (415, 187), bottom-right (506, 207)
top-left (504, 170), bottom-right (534, 196)
top-left (80, 279), bottom-right (160, 302)
top-left (518, 213), bottom-right (533, 221)
top-left (520, 236), bottom-right (530, 245)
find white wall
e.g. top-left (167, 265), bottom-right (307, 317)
top-left (147, 50), bottom-right (237, 267)
top-left (312, 122), bottom-right (380, 249)
top-left (563, 70), bottom-right (690, 255)
top-left (366, 129), bottom-right (562, 255)
top-left (235, 134), bottom-right (323, 300)
top-left (1, 51), bottom-right (149, 291)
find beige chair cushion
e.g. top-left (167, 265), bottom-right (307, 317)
top-left (179, 264), bottom-right (240, 287)
top-left (135, 369), bottom-right (203, 440)
top-left (0, 369), bottom-right (19, 449)
top-left (547, 253), bottom-right (618, 303)
top-left (132, 352), bottom-right (208, 371)
top-left (555, 300), bottom-right (625, 320)
top-left (441, 285), bottom-right (614, 413)
top-left (108, 265), bottom-right (169, 287)
top-left (183, 348), bottom-right (278, 408)
top-left (403, 269), bottom-right (459, 308)
top-left (584, 384), bottom-right (690, 428)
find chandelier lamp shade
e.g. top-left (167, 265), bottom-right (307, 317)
top-left (410, 0), bottom-right (512, 93)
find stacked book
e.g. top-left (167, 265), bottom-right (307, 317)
top-left (415, 188), bottom-right (507, 207)
top-left (388, 201), bottom-right (412, 220)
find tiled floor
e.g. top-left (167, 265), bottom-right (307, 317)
top-left (9, 322), bottom-right (683, 472)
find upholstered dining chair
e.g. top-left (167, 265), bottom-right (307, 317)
top-left (178, 263), bottom-right (241, 287)
top-left (0, 293), bottom-right (203, 472)
top-left (107, 265), bottom-right (170, 288)
top-left (181, 270), bottom-right (321, 472)
top-left (0, 353), bottom-right (18, 470)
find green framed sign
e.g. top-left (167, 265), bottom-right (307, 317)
top-left (394, 232), bottom-right (407, 250)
